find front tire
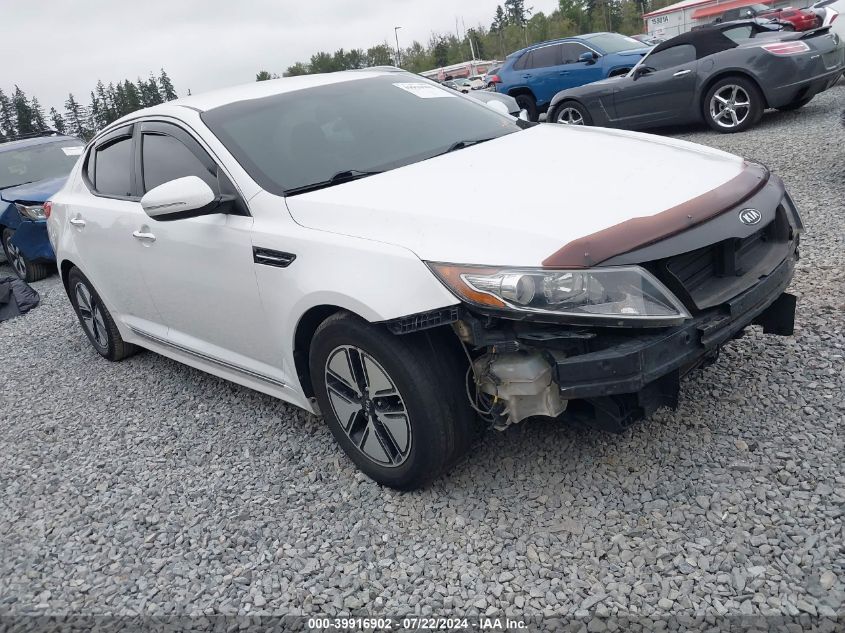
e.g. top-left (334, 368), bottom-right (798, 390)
top-left (550, 100), bottom-right (593, 126)
top-left (67, 267), bottom-right (137, 361)
top-left (309, 312), bottom-right (475, 490)
top-left (513, 93), bottom-right (538, 122)
top-left (2, 228), bottom-right (49, 282)
top-left (703, 76), bottom-right (763, 133)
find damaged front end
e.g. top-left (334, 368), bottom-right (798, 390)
top-left (405, 164), bottom-right (803, 433)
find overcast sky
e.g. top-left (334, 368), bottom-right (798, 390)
top-left (3, 0), bottom-right (559, 115)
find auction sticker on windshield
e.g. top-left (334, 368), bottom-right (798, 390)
top-left (62, 146), bottom-right (84, 156)
top-left (393, 82), bottom-right (455, 98)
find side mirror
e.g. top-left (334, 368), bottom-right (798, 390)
top-left (579, 51), bottom-right (599, 64)
top-left (140, 176), bottom-right (222, 221)
top-left (633, 65), bottom-right (651, 80)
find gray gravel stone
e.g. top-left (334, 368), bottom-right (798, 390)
top-left (0, 82), bottom-right (843, 625)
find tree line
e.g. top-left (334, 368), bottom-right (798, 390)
top-left (0, 69), bottom-right (179, 142)
top-left (256, 0), bottom-right (675, 80)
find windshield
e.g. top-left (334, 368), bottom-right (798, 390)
top-left (584, 33), bottom-right (646, 53)
top-left (201, 73), bottom-right (520, 196)
top-left (0, 139), bottom-right (83, 189)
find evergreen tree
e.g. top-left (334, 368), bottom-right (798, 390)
top-left (122, 80), bottom-right (142, 114)
top-left (0, 89), bottom-right (17, 138)
top-left (159, 68), bottom-right (178, 101)
top-left (30, 96), bottom-right (47, 130)
top-left (64, 93), bottom-right (89, 140)
top-left (491, 5), bottom-right (507, 31)
top-left (504, 0), bottom-right (528, 25)
top-left (89, 91), bottom-right (103, 132)
top-left (95, 80), bottom-right (114, 124)
top-left (145, 74), bottom-right (164, 106)
top-left (256, 70), bottom-right (274, 81)
top-left (50, 107), bottom-right (66, 134)
top-left (13, 86), bottom-right (35, 135)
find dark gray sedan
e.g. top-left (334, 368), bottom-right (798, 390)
top-left (547, 26), bottom-right (843, 133)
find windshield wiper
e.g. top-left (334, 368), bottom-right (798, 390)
top-left (438, 137), bottom-right (496, 156)
top-left (0, 180), bottom-right (35, 190)
top-left (285, 169), bottom-right (383, 196)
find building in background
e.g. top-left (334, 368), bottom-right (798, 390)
top-left (642, 0), bottom-right (812, 38)
top-left (419, 60), bottom-right (500, 81)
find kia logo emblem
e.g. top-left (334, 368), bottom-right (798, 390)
top-left (739, 208), bottom-right (762, 226)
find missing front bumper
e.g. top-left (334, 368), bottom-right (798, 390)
top-left (463, 256), bottom-right (796, 432)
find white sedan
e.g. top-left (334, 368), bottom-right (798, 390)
top-left (48, 69), bottom-right (801, 489)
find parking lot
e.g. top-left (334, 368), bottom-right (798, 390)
top-left (1, 83), bottom-right (843, 625)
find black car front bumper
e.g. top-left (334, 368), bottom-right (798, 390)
top-left (552, 255), bottom-right (796, 430)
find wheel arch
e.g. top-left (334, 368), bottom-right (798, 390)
top-left (293, 304), bottom-right (356, 400)
top-left (607, 66), bottom-right (631, 77)
top-left (700, 70), bottom-right (769, 116)
top-left (507, 86), bottom-right (537, 101)
top-left (292, 304), bottom-right (467, 401)
top-left (59, 258), bottom-right (77, 295)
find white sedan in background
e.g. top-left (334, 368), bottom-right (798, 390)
top-left (48, 69), bottom-right (801, 489)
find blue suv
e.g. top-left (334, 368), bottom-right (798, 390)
top-left (494, 32), bottom-right (651, 120)
top-left (0, 132), bottom-right (83, 282)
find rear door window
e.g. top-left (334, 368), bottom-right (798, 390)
top-left (93, 137), bottom-right (133, 197)
top-left (526, 45), bottom-right (561, 68)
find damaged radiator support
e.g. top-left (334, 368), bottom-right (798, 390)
top-left (472, 352), bottom-right (567, 430)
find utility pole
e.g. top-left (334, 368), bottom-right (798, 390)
top-left (394, 26), bottom-right (402, 67)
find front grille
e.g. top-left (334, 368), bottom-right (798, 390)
top-left (655, 203), bottom-right (793, 311)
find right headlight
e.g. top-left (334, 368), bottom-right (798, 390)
top-left (428, 263), bottom-right (691, 327)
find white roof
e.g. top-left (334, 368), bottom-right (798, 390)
top-left (643, 0), bottom-right (712, 17)
top-left (172, 70), bottom-right (393, 112)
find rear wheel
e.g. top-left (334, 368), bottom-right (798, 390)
top-left (550, 101), bottom-right (593, 126)
top-left (67, 267), bottom-right (137, 361)
top-left (309, 312), bottom-right (475, 490)
top-left (2, 228), bottom-right (49, 282)
top-left (776, 96), bottom-right (813, 111)
top-left (703, 76), bottom-right (763, 133)
top-left (513, 93), bottom-right (538, 122)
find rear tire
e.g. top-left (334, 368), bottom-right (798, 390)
top-left (309, 312), bottom-right (475, 490)
top-left (2, 228), bottom-right (49, 282)
top-left (513, 93), bottom-right (538, 122)
top-left (703, 76), bottom-right (763, 133)
top-left (67, 267), bottom-right (137, 361)
top-left (550, 100), bottom-right (593, 126)
top-left (776, 96), bottom-right (813, 111)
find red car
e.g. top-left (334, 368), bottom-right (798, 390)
top-left (709, 2), bottom-right (820, 30)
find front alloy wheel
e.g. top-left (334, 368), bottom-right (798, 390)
top-left (2, 228), bottom-right (49, 282)
top-left (3, 230), bottom-right (27, 279)
top-left (709, 84), bottom-right (751, 129)
top-left (325, 345), bottom-right (411, 467)
top-left (309, 312), bottom-right (477, 489)
top-left (555, 106), bottom-right (585, 125)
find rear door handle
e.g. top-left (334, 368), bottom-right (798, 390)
top-left (69, 217), bottom-right (86, 228)
top-left (673, 69), bottom-right (692, 77)
top-left (132, 231), bottom-right (156, 243)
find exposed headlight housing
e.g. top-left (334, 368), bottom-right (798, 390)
top-left (15, 203), bottom-right (46, 220)
top-left (429, 263), bottom-right (691, 327)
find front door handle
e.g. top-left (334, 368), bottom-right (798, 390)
top-left (522, 73), bottom-right (532, 79)
top-left (673, 69), bottom-right (692, 77)
top-left (69, 217), bottom-right (86, 228)
top-left (132, 230), bottom-right (156, 243)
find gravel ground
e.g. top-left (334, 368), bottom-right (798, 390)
top-left (1, 85), bottom-right (843, 629)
